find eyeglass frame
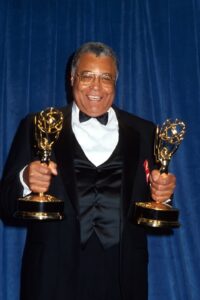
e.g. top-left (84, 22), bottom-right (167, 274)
top-left (75, 71), bottom-right (117, 86)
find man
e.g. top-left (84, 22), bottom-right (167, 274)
top-left (0, 42), bottom-right (176, 300)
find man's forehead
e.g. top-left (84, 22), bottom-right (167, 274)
top-left (76, 53), bottom-right (116, 71)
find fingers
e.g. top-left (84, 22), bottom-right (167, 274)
top-left (150, 169), bottom-right (176, 202)
top-left (23, 160), bottom-right (58, 193)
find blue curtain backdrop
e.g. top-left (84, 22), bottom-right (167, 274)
top-left (0, 0), bottom-right (199, 299)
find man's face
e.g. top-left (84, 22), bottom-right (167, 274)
top-left (71, 53), bottom-right (117, 117)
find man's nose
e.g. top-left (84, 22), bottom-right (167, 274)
top-left (90, 75), bottom-right (101, 89)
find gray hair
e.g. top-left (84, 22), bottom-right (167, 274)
top-left (71, 42), bottom-right (119, 78)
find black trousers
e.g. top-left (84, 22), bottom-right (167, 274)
top-left (77, 233), bottom-right (122, 300)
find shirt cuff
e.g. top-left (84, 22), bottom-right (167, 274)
top-left (162, 198), bottom-right (172, 207)
top-left (19, 166), bottom-right (32, 196)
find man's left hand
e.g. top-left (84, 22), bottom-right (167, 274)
top-left (149, 169), bottom-right (176, 202)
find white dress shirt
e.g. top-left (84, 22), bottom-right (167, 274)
top-left (71, 102), bottom-right (119, 166)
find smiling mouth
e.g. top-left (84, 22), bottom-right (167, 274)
top-left (87, 95), bottom-right (102, 101)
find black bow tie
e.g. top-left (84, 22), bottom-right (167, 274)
top-left (79, 111), bottom-right (108, 125)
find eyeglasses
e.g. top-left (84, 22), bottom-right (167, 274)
top-left (75, 71), bottom-right (116, 86)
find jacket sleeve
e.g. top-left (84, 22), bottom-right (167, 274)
top-left (0, 115), bottom-right (35, 219)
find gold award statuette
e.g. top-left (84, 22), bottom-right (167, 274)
top-left (134, 119), bottom-right (186, 228)
top-left (14, 107), bottom-right (64, 220)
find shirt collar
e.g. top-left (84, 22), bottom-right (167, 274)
top-left (72, 102), bottom-right (114, 124)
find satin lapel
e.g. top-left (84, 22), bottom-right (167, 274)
top-left (117, 112), bottom-right (140, 217)
top-left (53, 106), bottom-right (78, 213)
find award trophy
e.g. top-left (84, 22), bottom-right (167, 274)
top-left (134, 119), bottom-right (186, 228)
top-left (14, 107), bottom-right (64, 220)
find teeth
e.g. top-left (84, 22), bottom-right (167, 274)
top-left (88, 95), bottom-right (101, 101)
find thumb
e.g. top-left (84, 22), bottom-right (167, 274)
top-left (48, 161), bottom-right (58, 176)
top-left (151, 169), bottom-right (160, 182)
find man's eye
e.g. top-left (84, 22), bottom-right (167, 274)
top-left (81, 73), bottom-right (93, 81)
top-left (101, 75), bottom-right (113, 83)
top-left (102, 75), bottom-right (112, 81)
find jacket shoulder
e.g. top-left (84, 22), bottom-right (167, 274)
top-left (115, 107), bottom-right (156, 131)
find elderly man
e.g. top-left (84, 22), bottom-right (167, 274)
top-left (0, 42), bottom-right (176, 300)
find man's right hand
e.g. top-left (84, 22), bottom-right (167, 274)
top-left (23, 160), bottom-right (58, 193)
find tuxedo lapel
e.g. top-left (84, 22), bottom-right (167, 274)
top-left (53, 105), bottom-right (79, 214)
top-left (116, 109), bottom-right (140, 217)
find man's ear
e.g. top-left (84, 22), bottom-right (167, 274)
top-left (71, 76), bottom-right (74, 86)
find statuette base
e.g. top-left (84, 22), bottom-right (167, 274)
top-left (14, 194), bottom-right (64, 220)
top-left (133, 201), bottom-right (180, 228)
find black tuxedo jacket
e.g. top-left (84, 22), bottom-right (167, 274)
top-left (0, 104), bottom-right (155, 300)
